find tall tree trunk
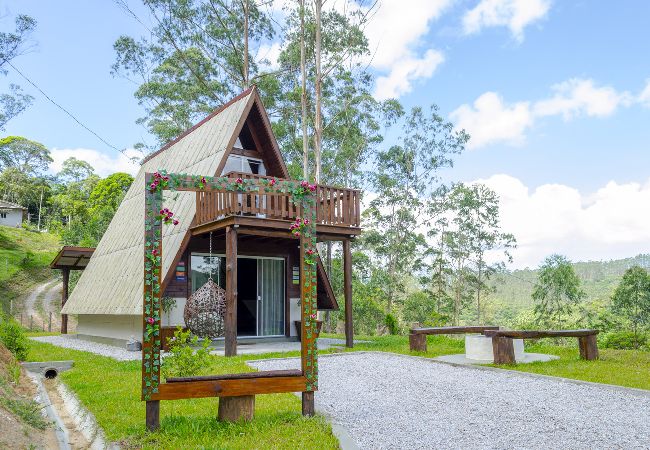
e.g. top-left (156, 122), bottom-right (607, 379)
top-left (242, 0), bottom-right (250, 88)
top-left (300, 0), bottom-right (308, 179)
top-left (313, 0), bottom-right (323, 183)
top-left (476, 263), bottom-right (482, 324)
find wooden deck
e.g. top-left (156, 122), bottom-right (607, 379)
top-left (192, 172), bottom-right (361, 239)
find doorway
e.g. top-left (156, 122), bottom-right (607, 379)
top-left (190, 254), bottom-right (285, 337)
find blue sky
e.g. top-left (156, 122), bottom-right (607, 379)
top-left (2, 0), bottom-right (650, 267)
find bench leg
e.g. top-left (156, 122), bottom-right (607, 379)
top-left (302, 391), bottom-right (315, 417)
top-left (578, 335), bottom-right (599, 360)
top-left (218, 395), bottom-right (255, 422)
top-left (146, 400), bottom-right (160, 432)
top-left (492, 336), bottom-right (515, 364)
top-left (410, 334), bottom-right (427, 352)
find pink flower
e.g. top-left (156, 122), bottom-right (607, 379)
top-left (201, 176), bottom-right (207, 184)
top-left (163, 175), bottom-right (169, 181)
top-left (301, 180), bottom-right (309, 188)
top-left (168, 212), bottom-right (173, 218)
top-left (309, 184), bottom-right (317, 192)
top-left (304, 218), bottom-right (310, 225)
top-left (153, 172), bottom-right (161, 178)
top-left (172, 219), bottom-right (179, 225)
top-left (295, 232), bottom-right (300, 237)
top-left (236, 177), bottom-right (243, 184)
top-left (310, 314), bottom-right (317, 319)
top-left (270, 178), bottom-right (276, 186)
top-left (152, 249), bottom-right (158, 256)
top-left (146, 317), bottom-right (155, 325)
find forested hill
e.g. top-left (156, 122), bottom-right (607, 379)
top-left (492, 254), bottom-right (650, 309)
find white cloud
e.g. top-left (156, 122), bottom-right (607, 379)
top-left (638, 79), bottom-right (650, 107)
top-left (452, 78), bottom-right (637, 149)
top-left (49, 148), bottom-right (141, 177)
top-left (463, 0), bottom-right (551, 40)
top-left (534, 78), bottom-right (632, 119)
top-left (449, 92), bottom-right (533, 148)
top-left (476, 174), bottom-right (650, 268)
top-left (374, 50), bottom-right (445, 100)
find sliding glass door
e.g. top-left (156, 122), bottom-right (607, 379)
top-left (257, 258), bottom-right (285, 336)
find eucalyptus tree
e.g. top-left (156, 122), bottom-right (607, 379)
top-left (611, 265), bottom-right (650, 347)
top-left (112, 0), bottom-right (275, 147)
top-left (0, 14), bottom-right (36, 129)
top-left (364, 105), bottom-right (468, 312)
top-left (532, 254), bottom-right (586, 328)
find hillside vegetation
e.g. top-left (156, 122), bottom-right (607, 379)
top-left (0, 226), bottom-right (60, 316)
top-left (492, 254), bottom-right (650, 310)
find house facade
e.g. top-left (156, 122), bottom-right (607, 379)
top-left (0, 200), bottom-right (27, 227)
top-left (62, 87), bottom-right (360, 347)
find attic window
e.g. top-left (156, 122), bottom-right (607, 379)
top-left (222, 155), bottom-right (266, 176)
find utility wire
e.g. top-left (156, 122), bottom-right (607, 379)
top-left (7, 61), bottom-right (138, 164)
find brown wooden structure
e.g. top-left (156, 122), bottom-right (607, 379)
top-left (483, 329), bottom-right (599, 364)
top-left (49, 246), bottom-right (94, 334)
top-left (409, 326), bottom-right (500, 352)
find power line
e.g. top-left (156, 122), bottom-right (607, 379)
top-left (7, 61), bottom-right (138, 164)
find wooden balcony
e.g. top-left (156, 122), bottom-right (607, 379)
top-left (191, 172), bottom-right (362, 239)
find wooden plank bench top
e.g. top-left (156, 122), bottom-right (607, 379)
top-left (411, 326), bottom-right (500, 335)
top-left (483, 329), bottom-right (598, 338)
top-left (409, 326), bottom-right (500, 352)
top-left (166, 369), bottom-right (302, 383)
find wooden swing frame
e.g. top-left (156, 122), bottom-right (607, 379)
top-left (142, 172), bottom-right (319, 431)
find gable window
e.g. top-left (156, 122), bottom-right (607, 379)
top-left (222, 155), bottom-right (266, 176)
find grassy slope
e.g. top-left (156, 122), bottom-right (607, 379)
top-left (27, 340), bottom-right (338, 450)
top-left (0, 226), bottom-right (60, 315)
top-left (324, 333), bottom-right (650, 390)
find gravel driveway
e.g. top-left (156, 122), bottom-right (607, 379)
top-left (249, 352), bottom-right (650, 450)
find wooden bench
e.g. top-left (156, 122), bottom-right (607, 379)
top-left (166, 369), bottom-right (302, 421)
top-left (483, 329), bottom-right (599, 364)
top-left (409, 326), bottom-right (500, 352)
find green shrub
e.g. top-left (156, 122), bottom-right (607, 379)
top-left (601, 331), bottom-right (648, 350)
top-left (385, 313), bottom-right (398, 335)
top-left (161, 327), bottom-right (213, 379)
top-left (0, 320), bottom-right (28, 361)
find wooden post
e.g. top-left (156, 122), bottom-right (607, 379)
top-left (578, 335), bottom-right (599, 360)
top-left (218, 395), bottom-right (255, 422)
top-left (343, 239), bottom-right (353, 348)
top-left (302, 391), bottom-right (315, 417)
top-left (409, 333), bottom-right (426, 352)
top-left (225, 226), bottom-right (238, 357)
top-left (61, 268), bottom-right (70, 334)
top-left (492, 336), bottom-right (515, 364)
top-left (146, 400), bottom-right (160, 431)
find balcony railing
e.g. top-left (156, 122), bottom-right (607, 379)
top-left (194, 172), bottom-right (361, 229)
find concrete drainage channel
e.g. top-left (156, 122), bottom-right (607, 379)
top-left (22, 361), bottom-right (119, 450)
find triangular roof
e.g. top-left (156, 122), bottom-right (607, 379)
top-left (64, 87), bottom-right (284, 315)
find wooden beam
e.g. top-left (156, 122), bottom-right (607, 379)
top-left (483, 329), bottom-right (598, 339)
top-left (61, 268), bottom-right (69, 334)
top-left (225, 226), bottom-right (238, 357)
top-left (411, 326), bottom-right (500, 335)
top-left (152, 376), bottom-right (308, 400)
top-left (146, 400), bottom-right (160, 431)
top-left (302, 391), bottom-right (315, 417)
top-left (343, 239), bottom-right (353, 348)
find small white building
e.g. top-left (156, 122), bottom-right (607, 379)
top-left (0, 200), bottom-right (27, 227)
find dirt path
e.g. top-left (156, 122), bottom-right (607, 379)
top-left (20, 279), bottom-right (75, 332)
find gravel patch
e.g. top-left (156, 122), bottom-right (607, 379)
top-left (30, 335), bottom-right (140, 361)
top-left (250, 352), bottom-right (650, 450)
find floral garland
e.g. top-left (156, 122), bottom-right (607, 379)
top-left (142, 171), bottom-right (319, 399)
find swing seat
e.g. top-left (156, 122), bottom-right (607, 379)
top-left (184, 278), bottom-right (226, 339)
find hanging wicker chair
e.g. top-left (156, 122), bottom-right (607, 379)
top-left (183, 278), bottom-right (226, 339)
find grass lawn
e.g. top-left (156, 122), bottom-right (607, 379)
top-left (0, 226), bottom-right (60, 314)
top-left (323, 333), bottom-right (650, 390)
top-left (27, 340), bottom-right (338, 449)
